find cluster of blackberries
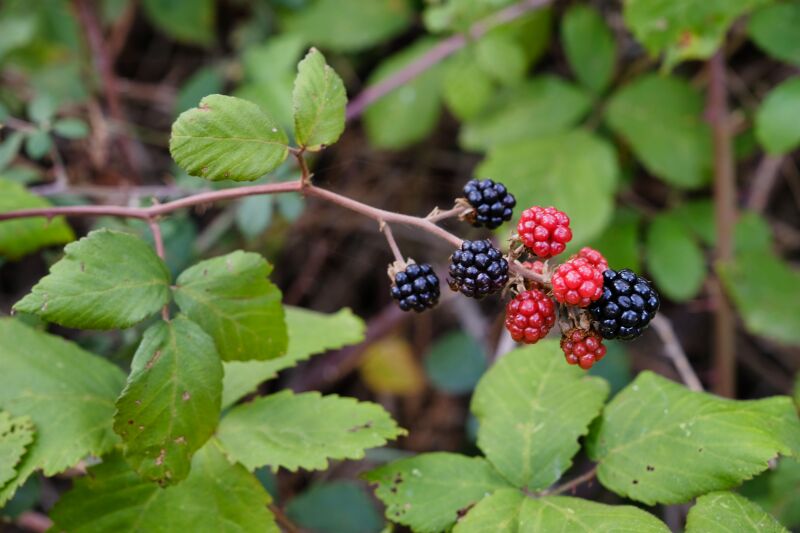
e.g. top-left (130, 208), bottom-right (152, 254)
top-left (589, 269), bottom-right (660, 340)
top-left (463, 178), bottom-right (516, 229)
top-left (447, 239), bottom-right (509, 298)
top-left (390, 263), bottom-right (440, 312)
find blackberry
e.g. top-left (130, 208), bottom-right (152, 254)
top-left (390, 263), bottom-right (441, 312)
top-left (589, 269), bottom-right (660, 340)
top-left (463, 178), bottom-right (516, 229)
top-left (448, 239), bottom-right (509, 298)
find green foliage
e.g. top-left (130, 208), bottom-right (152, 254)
top-left (364, 453), bottom-right (512, 533)
top-left (645, 212), bottom-right (706, 302)
top-left (755, 77), bottom-right (800, 154)
top-left (748, 1), bottom-right (800, 66)
top-left (587, 208), bottom-right (642, 272)
top-left (686, 492), bottom-right (788, 533)
top-left (175, 66), bottom-right (225, 115)
top-left (292, 48), bottom-right (347, 151)
top-left (0, 178), bottom-right (73, 259)
top-left (471, 342), bottom-right (608, 490)
top-left (0, 319), bottom-right (125, 504)
top-left (476, 130), bottom-right (618, 245)
top-left (423, 332), bottom-right (486, 394)
top-left (442, 51), bottom-right (494, 121)
top-left (49, 442), bottom-right (279, 532)
top-left (0, 411), bottom-right (34, 487)
top-left (114, 316), bottom-right (223, 485)
top-left (588, 372), bottom-right (800, 505)
top-left (141, 0), bottom-right (215, 46)
top-left (14, 229), bottom-right (171, 329)
top-left (170, 94), bottom-right (289, 182)
top-left (453, 489), bottom-right (669, 532)
top-left (217, 390), bottom-right (404, 471)
top-left (286, 480), bottom-right (384, 533)
top-left (605, 74), bottom-right (712, 188)
top-left (173, 251), bottom-right (287, 361)
top-left (561, 5), bottom-right (616, 93)
top-left (742, 458), bottom-right (800, 528)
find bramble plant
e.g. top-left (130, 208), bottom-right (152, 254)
top-left (1, 0), bottom-right (800, 532)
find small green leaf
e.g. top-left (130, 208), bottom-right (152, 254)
top-left (460, 76), bottom-right (592, 151)
top-left (587, 208), bottom-right (642, 272)
top-left (222, 307), bottom-right (365, 408)
top-left (14, 229), bottom-right (171, 329)
top-left (286, 480), bottom-right (384, 533)
top-left (756, 77), bottom-right (800, 154)
top-left (0, 131), bottom-right (25, 170)
top-left (235, 195), bottom-right (273, 240)
top-left (424, 332), bottom-right (486, 394)
top-left (0, 319), bottom-right (125, 504)
top-left (142, 0), bottom-right (214, 46)
top-left (173, 251), bottom-right (287, 361)
top-left (561, 5), bottom-right (616, 93)
top-left (672, 199), bottom-right (716, 247)
top-left (475, 32), bottom-right (527, 86)
top-left (52, 118), bottom-right (89, 139)
top-left (50, 441), bottom-right (279, 532)
top-left (217, 391), bottom-right (404, 472)
top-left (718, 250), bottom-right (800, 346)
top-left (114, 316), bottom-right (223, 485)
top-left (28, 95), bottom-right (56, 125)
top-left (24, 130), bottom-right (51, 159)
top-left (748, 1), bottom-right (800, 66)
top-left (686, 491), bottom-right (787, 533)
top-left (364, 453), bottom-right (512, 533)
top-left (742, 458), bottom-right (800, 528)
top-left (605, 74), bottom-right (712, 188)
top-left (175, 67), bottom-right (225, 115)
top-left (588, 371), bottom-right (800, 505)
top-left (0, 411), bottom-right (34, 488)
top-left (293, 48), bottom-right (347, 151)
top-left (645, 213), bottom-right (706, 302)
top-left (453, 489), bottom-right (669, 532)
top-left (472, 341), bottom-right (609, 490)
top-left (476, 130), bottom-right (618, 245)
top-left (170, 94), bottom-right (289, 182)
top-left (281, 0), bottom-right (412, 53)
top-left (364, 40), bottom-right (443, 150)
top-left (0, 178), bottom-right (74, 259)
top-left (442, 51), bottom-right (494, 121)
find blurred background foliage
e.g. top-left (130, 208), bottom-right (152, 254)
top-left (0, 0), bottom-right (799, 531)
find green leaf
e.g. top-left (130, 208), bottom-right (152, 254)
top-left (442, 51), bottom-right (494, 121)
top-left (623, 0), bottom-right (770, 69)
top-left (0, 411), bottom-right (34, 488)
top-left (52, 118), bottom-right (89, 139)
top-left (0, 319), bottom-right (125, 504)
top-left (14, 229), bottom-right (171, 329)
top-left (476, 129), bottom-right (618, 245)
top-left (50, 441), bottom-right (279, 532)
top-left (460, 76), bottom-right (592, 151)
top-left (175, 66), bottom-right (225, 115)
top-left (281, 0), bottom-right (412, 53)
top-left (221, 307), bottom-right (365, 408)
top-left (686, 491), bottom-right (787, 533)
top-left (142, 0), bottom-right (214, 46)
top-left (0, 178), bottom-right (74, 259)
top-left (424, 332), bottom-right (486, 394)
top-left (755, 77), bottom-right (800, 155)
top-left (0, 131), bottom-right (25, 170)
top-left (24, 130), bottom-right (51, 159)
top-left (364, 452), bottom-right (512, 533)
top-left (734, 211), bottom-right (774, 255)
top-left (453, 489), bottom-right (669, 532)
top-left (718, 251), bottom-right (800, 346)
top-left (114, 316), bottom-right (223, 485)
top-left (173, 251), bottom-right (287, 362)
top-left (293, 48), bottom-right (347, 151)
top-left (170, 94), bottom-right (289, 182)
top-left (28, 95), bottom-right (56, 125)
top-left (748, 1), bottom-right (800, 66)
top-left (561, 5), bottom-right (616, 93)
top-left (235, 195), bottom-right (273, 240)
top-left (364, 40), bottom-right (443, 150)
top-left (472, 341), bottom-right (609, 490)
top-left (645, 213), bottom-right (706, 302)
top-left (672, 199), bottom-right (716, 247)
top-left (588, 371), bottom-right (800, 505)
top-left (587, 208), bottom-right (642, 272)
top-left (217, 391), bottom-right (403, 472)
top-left (605, 74), bottom-right (712, 188)
top-left (475, 32), bottom-right (527, 86)
top-left (285, 481), bottom-right (384, 533)
top-left (742, 458), bottom-right (800, 528)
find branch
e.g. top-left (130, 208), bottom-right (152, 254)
top-left (544, 466), bottom-right (597, 496)
top-left (650, 315), bottom-right (703, 392)
top-left (344, 0), bottom-right (553, 121)
top-left (381, 222), bottom-right (405, 263)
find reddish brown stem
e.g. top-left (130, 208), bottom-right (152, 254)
top-left (545, 466), bottom-right (598, 496)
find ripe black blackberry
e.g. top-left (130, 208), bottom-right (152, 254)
top-left (589, 269), bottom-right (660, 340)
top-left (390, 263), bottom-right (441, 312)
top-left (463, 178), bottom-right (516, 229)
top-left (448, 239), bottom-right (509, 298)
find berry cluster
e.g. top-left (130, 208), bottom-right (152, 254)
top-left (384, 177), bottom-right (661, 371)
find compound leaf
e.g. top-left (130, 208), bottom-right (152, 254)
top-left (686, 491), bottom-right (787, 533)
top-left (293, 48), bottom-right (347, 151)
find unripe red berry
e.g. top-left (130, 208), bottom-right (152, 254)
top-left (504, 289), bottom-right (556, 344)
top-left (561, 328), bottom-right (606, 370)
top-left (516, 206), bottom-right (572, 258)
top-left (551, 257), bottom-right (604, 308)
top-left (574, 247), bottom-right (608, 272)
